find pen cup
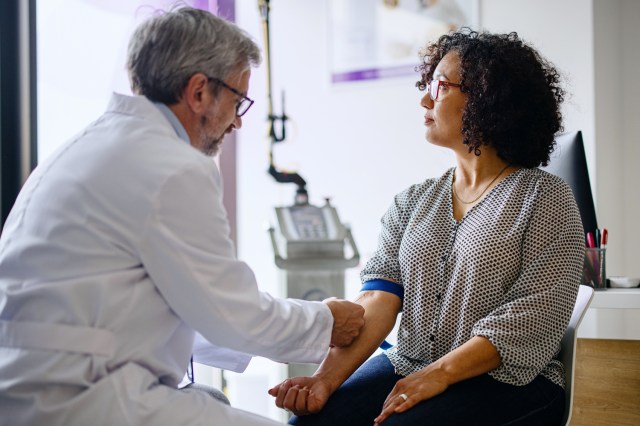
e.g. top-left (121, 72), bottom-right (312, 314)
top-left (582, 248), bottom-right (606, 290)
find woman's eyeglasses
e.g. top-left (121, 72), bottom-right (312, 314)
top-left (418, 79), bottom-right (462, 101)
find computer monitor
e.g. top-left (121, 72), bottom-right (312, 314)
top-left (541, 131), bottom-right (598, 238)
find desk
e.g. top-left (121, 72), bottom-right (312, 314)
top-left (571, 289), bottom-right (640, 426)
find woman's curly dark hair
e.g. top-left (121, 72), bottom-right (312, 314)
top-left (416, 28), bottom-right (565, 168)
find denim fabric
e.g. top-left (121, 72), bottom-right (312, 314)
top-left (290, 354), bottom-right (564, 426)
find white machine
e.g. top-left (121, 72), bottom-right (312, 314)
top-left (269, 198), bottom-right (359, 378)
top-left (259, 0), bottom-right (360, 377)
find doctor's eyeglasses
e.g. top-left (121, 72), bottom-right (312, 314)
top-left (208, 77), bottom-right (254, 117)
top-left (417, 79), bottom-right (462, 101)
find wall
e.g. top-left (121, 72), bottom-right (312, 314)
top-left (480, 0), bottom-right (640, 277)
top-left (233, 0), bottom-right (461, 419)
top-left (592, 0), bottom-right (640, 278)
top-left (593, 0), bottom-right (624, 276)
top-left (618, 0), bottom-right (640, 276)
top-left (479, 0), bottom-right (596, 173)
top-left (235, 0), bottom-right (456, 279)
top-left (232, 0), bottom-right (639, 420)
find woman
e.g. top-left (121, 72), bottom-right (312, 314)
top-left (269, 29), bottom-right (585, 425)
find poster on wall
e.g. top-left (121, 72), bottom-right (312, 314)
top-left (329, 0), bottom-right (477, 83)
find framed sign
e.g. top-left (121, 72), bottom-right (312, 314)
top-left (329, 0), bottom-right (478, 83)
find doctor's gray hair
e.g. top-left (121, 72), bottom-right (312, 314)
top-left (127, 7), bottom-right (261, 104)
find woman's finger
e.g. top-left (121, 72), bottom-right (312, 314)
top-left (283, 385), bottom-right (302, 411)
top-left (293, 386), bottom-right (310, 414)
top-left (273, 379), bottom-right (293, 408)
top-left (374, 391), bottom-right (412, 424)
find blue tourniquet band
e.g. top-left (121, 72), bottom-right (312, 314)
top-left (379, 340), bottom-right (393, 350)
top-left (360, 279), bottom-right (403, 351)
top-left (360, 279), bottom-right (404, 300)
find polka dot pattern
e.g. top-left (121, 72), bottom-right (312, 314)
top-left (361, 168), bottom-right (584, 387)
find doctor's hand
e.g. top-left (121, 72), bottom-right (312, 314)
top-left (323, 297), bottom-right (365, 347)
top-left (268, 376), bottom-right (332, 416)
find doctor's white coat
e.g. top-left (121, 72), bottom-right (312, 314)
top-left (0, 94), bottom-right (333, 425)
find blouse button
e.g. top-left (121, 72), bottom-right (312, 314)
top-left (436, 294), bottom-right (442, 300)
top-left (429, 334), bottom-right (435, 342)
top-left (440, 255), bottom-right (447, 262)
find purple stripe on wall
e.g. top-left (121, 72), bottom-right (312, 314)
top-left (332, 64), bottom-right (419, 83)
top-left (192, 1), bottom-right (233, 24)
top-left (192, 0), bottom-right (210, 11)
top-left (193, 0), bottom-right (238, 250)
top-left (217, 0), bottom-right (235, 21)
top-left (217, 0), bottom-right (237, 251)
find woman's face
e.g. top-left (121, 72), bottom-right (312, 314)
top-left (421, 51), bottom-right (467, 150)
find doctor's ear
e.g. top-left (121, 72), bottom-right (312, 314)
top-left (183, 73), bottom-right (212, 114)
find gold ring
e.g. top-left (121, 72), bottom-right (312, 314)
top-left (399, 393), bottom-right (408, 401)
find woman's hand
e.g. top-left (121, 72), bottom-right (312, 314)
top-left (268, 376), bottom-right (333, 416)
top-left (373, 368), bottom-right (449, 425)
top-left (373, 336), bottom-right (501, 424)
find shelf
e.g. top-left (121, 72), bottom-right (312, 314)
top-left (589, 288), bottom-right (640, 309)
top-left (577, 288), bottom-right (640, 340)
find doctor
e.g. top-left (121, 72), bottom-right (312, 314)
top-left (0, 7), bottom-right (364, 426)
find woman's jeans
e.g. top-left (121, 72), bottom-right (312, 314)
top-left (290, 354), bottom-right (564, 426)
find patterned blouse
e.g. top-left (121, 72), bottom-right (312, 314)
top-left (361, 167), bottom-right (584, 387)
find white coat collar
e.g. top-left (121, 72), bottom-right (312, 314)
top-left (152, 102), bottom-right (191, 145)
top-left (106, 93), bottom-right (182, 142)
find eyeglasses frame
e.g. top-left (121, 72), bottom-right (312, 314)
top-left (207, 77), bottom-right (255, 117)
top-left (424, 79), bottom-right (462, 102)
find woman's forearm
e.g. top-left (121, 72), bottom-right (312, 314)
top-left (313, 290), bottom-right (402, 393)
top-left (427, 335), bottom-right (502, 385)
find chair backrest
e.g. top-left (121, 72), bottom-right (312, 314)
top-left (559, 284), bottom-right (594, 426)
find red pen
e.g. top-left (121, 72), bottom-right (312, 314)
top-left (586, 232), bottom-right (596, 249)
top-left (601, 228), bottom-right (608, 248)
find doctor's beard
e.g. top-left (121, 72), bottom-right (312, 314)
top-left (198, 114), bottom-right (224, 157)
